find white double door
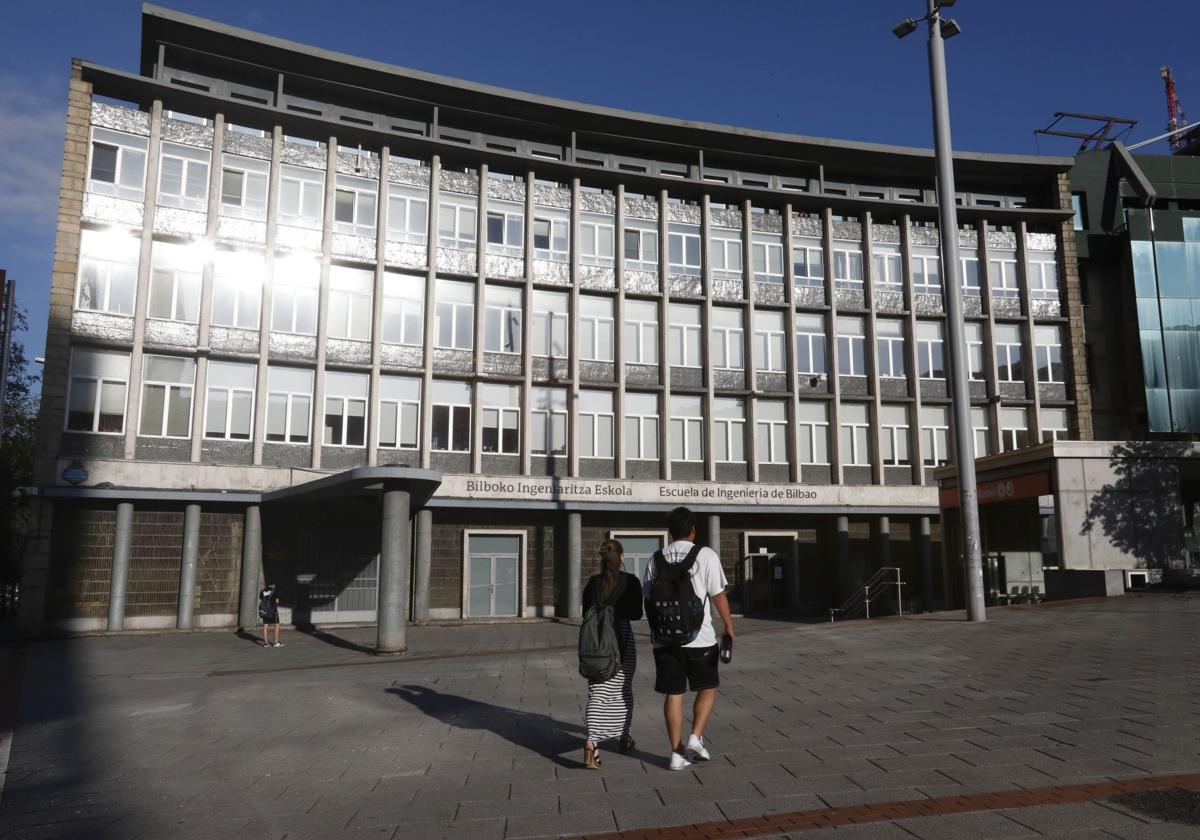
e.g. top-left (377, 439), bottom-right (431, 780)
top-left (466, 534), bottom-right (520, 617)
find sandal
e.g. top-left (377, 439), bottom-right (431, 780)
top-left (583, 744), bottom-right (602, 769)
top-left (618, 733), bottom-right (636, 754)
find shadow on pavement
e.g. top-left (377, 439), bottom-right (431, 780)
top-left (294, 624), bottom-right (376, 655)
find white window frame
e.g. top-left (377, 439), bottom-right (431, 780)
top-left (437, 196), bottom-right (478, 251)
top-left (667, 224), bottom-right (702, 277)
top-left (988, 256), bottom-right (1020, 297)
top-left (994, 324), bottom-right (1024, 383)
top-left (754, 311), bottom-right (786, 373)
top-left (434, 280), bottom-right (475, 351)
top-left (76, 230), bottom-right (138, 316)
top-left (1035, 325), bottom-right (1064, 383)
top-left (624, 225), bottom-right (659, 273)
top-left (486, 203), bottom-right (524, 258)
top-left (625, 393), bottom-right (659, 460)
top-left (333, 176), bottom-right (378, 237)
top-left (578, 391), bottom-right (614, 458)
top-left (833, 243), bottom-right (864, 289)
top-left (323, 372), bottom-right (369, 448)
top-left (961, 256), bottom-right (982, 296)
top-left (711, 309), bottom-right (744, 371)
top-left (668, 304), bottom-right (702, 368)
top-left (386, 183), bottom-right (429, 246)
top-left (971, 406), bottom-right (991, 458)
top-left (872, 245), bottom-right (902, 290)
top-left (876, 320), bottom-right (907, 379)
top-left (751, 234), bottom-right (784, 283)
top-left (755, 401), bottom-right (789, 464)
top-left (1000, 407), bottom-right (1030, 452)
top-left (623, 300), bottom-right (659, 365)
top-left (712, 399), bottom-right (746, 463)
top-left (836, 317), bottom-right (867, 376)
top-left (378, 376), bottom-right (421, 450)
top-left (483, 286), bottom-right (522, 355)
top-left (879, 405), bottom-right (911, 466)
top-left (265, 367), bottom-right (313, 445)
top-left (796, 402), bottom-right (830, 465)
top-left (910, 248), bottom-right (942, 295)
top-left (920, 405), bottom-right (950, 467)
top-left (533, 215), bottom-right (569, 262)
top-left (157, 142), bottom-right (210, 212)
top-left (669, 396), bottom-right (703, 462)
top-left (88, 127), bottom-right (147, 201)
top-left (792, 240), bottom-right (824, 288)
top-left (839, 404), bottom-right (871, 467)
top-left (532, 292), bottom-right (569, 358)
top-left (1040, 408), bottom-right (1069, 443)
top-left (211, 250), bottom-right (263, 330)
top-left (1028, 255), bottom-right (1060, 300)
top-left (271, 257), bottom-right (320, 336)
top-left (530, 389), bottom-right (568, 456)
top-left (480, 385), bottom-right (521, 455)
top-left (709, 230), bottom-right (743, 281)
top-left (795, 314), bottom-right (827, 376)
top-left (381, 273), bottom-right (424, 346)
top-left (65, 349), bottom-right (129, 434)
top-left (431, 381), bottom-right (472, 452)
top-left (327, 266), bottom-right (374, 342)
top-left (278, 165), bottom-right (325, 229)
top-left (138, 355), bottom-right (195, 439)
top-left (220, 154), bottom-right (268, 221)
top-left (203, 361), bottom-right (255, 441)
top-left (578, 296), bottom-right (614, 362)
top-left (965, 322), bottom-right (986, 381)
top-left (148, 245), bottom-right (202, 323)
top-left (916, 321), bottom-right (945, 380)
top-left (580, 216), bottom-right (615, 267)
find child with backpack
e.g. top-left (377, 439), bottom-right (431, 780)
top-left (259, 583), bottom-right (282, 648)
top-left (578, 539), bottom-right (643, 769)
top-left (644, 507), bottom-right (735, 770)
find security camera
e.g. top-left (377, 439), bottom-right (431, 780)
top-left (808, 373), bottom-right (827, 387)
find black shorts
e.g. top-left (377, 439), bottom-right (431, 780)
top-left (261, 612), bottom-right (279, 625)
top-left (652, 644), bottom-right (720, 695)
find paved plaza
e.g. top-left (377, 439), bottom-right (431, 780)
top-left (3, 594), bottom-right (1200, 839)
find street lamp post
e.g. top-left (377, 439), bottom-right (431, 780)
top-left (894, 0), bottom-right (986, 622)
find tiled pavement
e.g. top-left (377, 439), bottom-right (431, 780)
top-left (2, 593), bottom-right (1200, 839)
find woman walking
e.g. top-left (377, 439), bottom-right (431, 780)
top-left (582, 539), bottom-right (643, 769)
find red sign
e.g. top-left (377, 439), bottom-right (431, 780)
top-left (939, 471), bottom-right (1052, 509)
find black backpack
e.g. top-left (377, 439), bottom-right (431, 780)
top-left (258, 590), bottom-right (274, 619)
top-left (646, 544), bottom-right (707, 645)
top-left (578, 576), bottom-right (627, 682)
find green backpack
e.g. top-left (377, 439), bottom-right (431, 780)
top-left (578, 577), bottom-right (627, 682)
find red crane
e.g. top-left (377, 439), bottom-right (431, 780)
top-left (1162, 65), bottom-right (1188, 153)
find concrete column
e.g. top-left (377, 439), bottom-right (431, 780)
top-left (238, 505), bottom-right (263, 630)
top-left (918, 515), bottom-right (934, 612)
top-left (377, 487), bottom-right (411, 653)
top-left (566, 512), bottom-right (583, 619)
top-left (834, 514), bottom-right (851, 604)
top-left (413, 508), bottom-right (433, 623)
top-left (706, 514), bottom-right (721, 554)
top-left (877, 515), bottom-right (895, 614)
top-left (787, 538), bottom-right (802, 612)
top-left (107, 502), bottom-right (134, 631)
top-left (177, 504), bottom-right (201, 630)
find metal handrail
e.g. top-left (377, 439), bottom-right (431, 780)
top-left (829, 567), bottom-right (905, 622)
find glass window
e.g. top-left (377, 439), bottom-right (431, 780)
top-left (836, 316), bottom-right (867, 376)
top-left (995, 323), bottom-right (1024, 382)
top-left (327, 266), bottom-right (374, 341)
top-left (669, 395), bottom-right (703, 461)
top-left (322, 371), bottom-right (368, 447)
top-left (753, 310), bottom-right (786, 373)
top-left (919, 405), bottom-right (950, 466)
top-left (204, 361), bottom-right (255, 440)
top-left (431, 379), bottom-right (471, 452)
top-left (751, 234), bottom-right (784, 283)
top-left (796, 401), bottom-right (829, 465)
top-left (961, 257), bottom-right (982, 296)
top-left (139, 355), bottom-right (195, 438)
top-left (755, 400), bottom-right (788, 464)
top-left (157, 142), bottom-right (210, 212)
top-left (1035, 325), bottom-right (1064, 383)
top-left (710, 230), bottom-right (743, 281)
top-left (486, 201), bottom-right (524, 258)
top-left (530, 387), bottom-right (567, 455)
top-left (1000, 406), bottom-right (1030, 452)
top-left (483, 284), bottom-right (522, 354)
top-left (965, 321), bottom-right (985, 381)
top-left (1040, 407), bottom-right (1068, 442)
top-left (795, 312), bottom-right (827, 376)
top-left (381, 272), bottom-right (424, 346)
top-left (872, 245), bottom-right (902, 289)
top-left (625, 392), bottom-right (659, 460)
top-left (266, 366), bottom-right (313, 444)
top-left (66, 349), bottom-right (129, 433)
top-left (624, 223), bottom-right (659, 273)
top-left (211, 249), bottom-right (263, 330)
top-left (148, 241), bottom-right (202, 323)
top-left (988, 253), bottom-right (1020, 297)
top-left (713, 398), bottom-right (745, 462)
top-left (971, 406), bottom-right (990, 457)
top-left (910, 246), bottom-right (942, 295)
top-left (580, 214), bottom-right (615, 267)
top-left (333, 174), bottom-right (377, 237)
top-left (271, 255), bottom-right (320, 335)
top-left (378, 375), bottom-right (421, 449)
top-left (624, 299), bottom-right (659, 365)
top-left (434, 279), bottom-right (475, 350)
top-left (833, 241), bottom-right (864, 289)
top-left (578, 390), bottom-right (614, 458)
top-left (668, 224), bottom-right (701, 276)
top-left (839, 402), bottom-right (870, 466)
top-left (220, 154), bottom-right (269, 221)
top-left (916, 321), bottom-right (945, 379)
top-left (876, 319), bottom-right (906, 379)
top-left (387, 183), bottom-right (429, 245)
top-left (278, 165), bottom-right (325, 229)
top-left (668, 303), bottom-right (702, 367)
top-left (711, 307), bottom-right (744, 371)
top-left (879, 404), bottom-right (910, 466)
top-left (579, 295), bottom-right (614, 362)
top-left (792, 237), bottom-right (824, 288)
top-left (88, 127), bottom-right (147, 201)
top-left (532, 290), bottom-right (569, 358)
top-left (76, 229), bottom-right (138, 316)
top-left (533, 212), bottom-right (569, 262)
top-left (1028, 254), bottom-right (1060, 300)
top-left (480, 383), bottom-right (521, 454)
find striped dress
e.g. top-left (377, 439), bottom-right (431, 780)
top-left (583, 572), bottom-right (643, 743)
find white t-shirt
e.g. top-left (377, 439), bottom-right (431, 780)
top-left (642, 540), bottom-right (728, 649)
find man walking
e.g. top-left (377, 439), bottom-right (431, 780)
top-left (643, 506), bottom-right (735, 770)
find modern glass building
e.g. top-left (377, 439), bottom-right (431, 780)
top-left (19, 5), bottom-right (1086, 640)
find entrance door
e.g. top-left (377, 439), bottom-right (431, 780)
top-left (295, 527), bottom-right (380, 625)
top-left (611, 533), bottom-right (667, 585)
top-left (466, 534), bottom-right (521, 617)
top-left (744, 533), bottom-right (797, 614)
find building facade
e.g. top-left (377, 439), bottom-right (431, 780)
top-left (20, 5), bottom-right (1086, 638)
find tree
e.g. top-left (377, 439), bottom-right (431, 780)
top-left (1, 303), bottom-right (40, 594)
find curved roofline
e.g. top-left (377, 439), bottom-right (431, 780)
top-left (140, 3), bottom-right (1071, 171)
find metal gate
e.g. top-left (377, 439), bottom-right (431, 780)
top-left (292, 528), bottom-right (380, 625)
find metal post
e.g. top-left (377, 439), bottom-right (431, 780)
top-left (237, 505), bottom-right (262, 631)
top-left (177, 503), bottom-right (201, 630)
top-left (896, 568), bottom-right (904, 618)
top-left (108, 502), bottom-right (134, 631)
top-left (925, 1), bottom-right (985, 621)
top-left (377, 487), bottom-right (411, 653)
top-left (566, 512), bottom-right (582, 619)
top-left (864, 585), bottom-right (871, 620)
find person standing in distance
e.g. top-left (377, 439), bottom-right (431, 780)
top-left (643, 506), bottom-right (735, 770)
top-left (259, 582), bottom-right (283, 648)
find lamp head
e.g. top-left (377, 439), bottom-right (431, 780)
top-left (940, 17), bottom-right (962, 38)
top-left (935, 0), bottom-right (956, 6)
top-left (892, 17), bottom-right (919, 38)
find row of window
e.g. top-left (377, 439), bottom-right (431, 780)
top-left (89, 127), bottom-right (1061, 294)
top-left (66, 348), bottom-right (1068, 465)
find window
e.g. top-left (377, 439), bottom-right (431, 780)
top-left (710, 230), bottom-right (743, 281)
top-left (139, 355), bottom-right (195, 438)
top-left (796, 401), bottom-right (830, 465)
top-left (480, 383), bottom-right (520, 454)
top-left (711, 307), bottom-right (744, 371)
top-left (839, 403), bottom-right (871, 466)
top-left (988, 254), bottom-right (1020, 297)
top-left (910, 247), bottom-right (942, 295)
top-left (88, 127), bottom-right (147, 201)
top-left (625, 392), bottom-right (659, 460)
top-left (66, 349), bottom-right (129, 433)
top-left (1071, 194), bottom-right (1087, 231)
top-left (792, 238), bottom-right (824, 287)
top-left (211, 250), bottom-right (263, 330)
top-left (961, 257), bottom-right (982, 296)
top-left (1040, 407), bottom-right (1068, 443)
top-left (995, 323), bottom-right (1024, 382)
top-left (220, 154), bottom-right (268, 221)
top-left (532, 290), bottom-right (568, 358)
top-left (378, 376), bottom-right (420, 449)
top-left (487, 201), bottom-right (524, 258)
top-left (1000, 406), bottom-right (1030, 452)
top-left (879, 404), bottom-right (910, 466)
top-left (669, 395), bottom-right (703, 461)
top-left (795, 313), bottom-right (827, 375)
top-left (483, 284), bottom-right (522, 354)
top-left (266, 366), bottom-right (313, 444)
top-left (1028, 254), bottom-right (1059, 299)
top-left (431, 380), bottom-right (471, 452)
top-left (204, 361), bottom-right (254, 440)
top-left (876, 319), bottom-right (906, 379)
top-left (755, 400), bottom-right (788, 464)
top-left (327, 266), bottom-right (374, 341)
top-left (334, 175), bottom-right (377, 237)
top-left (321, 371), bottom-right (367, 447)
top-left (713, 398), bottom-right (745, 462)
top-left (387, 183), bottom-right (429, 245)
top-left (872, 245), bottom-right (902, 289)
top-left (438, 197), bottom-right (478, 250)
top-left (668, 303), bottom-right (703, 368)
top-left (530, 387), bottom-right (567, 455)
top-left (271, 255), bottom-right (320, 335)
top-left (965, 322), bottom-right (985, 380)
top-left (836, 316), bottom-right (867, 376)
top-left (578, 390), bottom-right (614, 458)
top-left (971, 406), bottom-right (990, 458)
top-left (1035, 325), bottom-right (1064, 383)
top-left (76, 229), bottom-right (138, 315)
top-left (579, 296), bottom-right (614, 362)
top-left (580, 215), bottom-right (615, 267)
top-left (434, 279), bottom-right (475, 350)
top-left (753, 310), bottom-right (786, 373)
top-left (916, 321), bottom-right (945, 379)
top-left (624, 299), bottom-right (659, 365)
top-left (751, 234), bottom-right (784, 283)
top-left (148, 242), bottom-right (202, 323)
top-left (624, 224), bottom-right (659, 272)
top-left (668, 224), bottom-right (701, 276)
top-left (833, 241), bottom-right (864, 289)
top-left (157, 142), bottom-right (210, 211)
top-left (533, 213), bottom-right (569, 262)
top-left (920, 405), bottom-right (950, 466)
top-left (381, 272), bottom-right (424, 346)
top-left (278, 165), bottom-right (325, 229)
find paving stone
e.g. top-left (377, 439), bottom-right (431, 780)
top-left (1001, 801), bottom-right (1155, 835)
top-left (895, 810), bottom-right (1037, 840)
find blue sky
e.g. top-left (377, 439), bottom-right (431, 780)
top-left (2, 0), bottom-right (1197, 376)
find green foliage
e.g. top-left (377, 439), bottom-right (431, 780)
top-left (1, 303), bottom-right (40, 583)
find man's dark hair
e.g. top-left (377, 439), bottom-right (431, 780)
top-left (667, 506), bottom-right (696, 541)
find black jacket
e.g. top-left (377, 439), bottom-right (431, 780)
top-left (582, 572), bottom-right (644, 621)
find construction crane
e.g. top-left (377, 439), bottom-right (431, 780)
top-left (1162, 65), bottom-right (1188, 153)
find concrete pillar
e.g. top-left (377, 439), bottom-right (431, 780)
top-left (566, 512), bottom-right (583, 619)
top-left (238, 505), bottom-right (263, 630)
top-left (918, 516), bottom-right (934, 612)
top-left (377, 487), bottom-right (411, 653)
top-left (177, 504), bottom-right (201, 630)
top-left (787, 538), bottom-right (802, 612)
top-left (706, 514), bottom-right (721, 555)
top-left (834, 514), bottom-right (851, 604)
top-left (877, 516), bottom-right (891, 568)
top-left (413, 508), bottom-right (433, 624)
top-left (107, 502), bottom-right (134, 631)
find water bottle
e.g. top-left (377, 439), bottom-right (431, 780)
top-left (720, 633), bottom-right (733, 664)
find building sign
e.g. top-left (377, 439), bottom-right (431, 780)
top-left (62, 462), bottom-right (89, 485)
top-left (939, 471), bottom-right (1052, 509)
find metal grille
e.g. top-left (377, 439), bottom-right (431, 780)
top-left (48, 506), bottom-right (114, 620)
top-left (196, 512), bottom-right (242, 615)
top-left (125, 511), bottom-right (183, 617)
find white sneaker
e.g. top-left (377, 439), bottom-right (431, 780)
top-left (668, 750), bottom-right (693, 771)
top-left (686, 734), bottom-right (710, 761)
